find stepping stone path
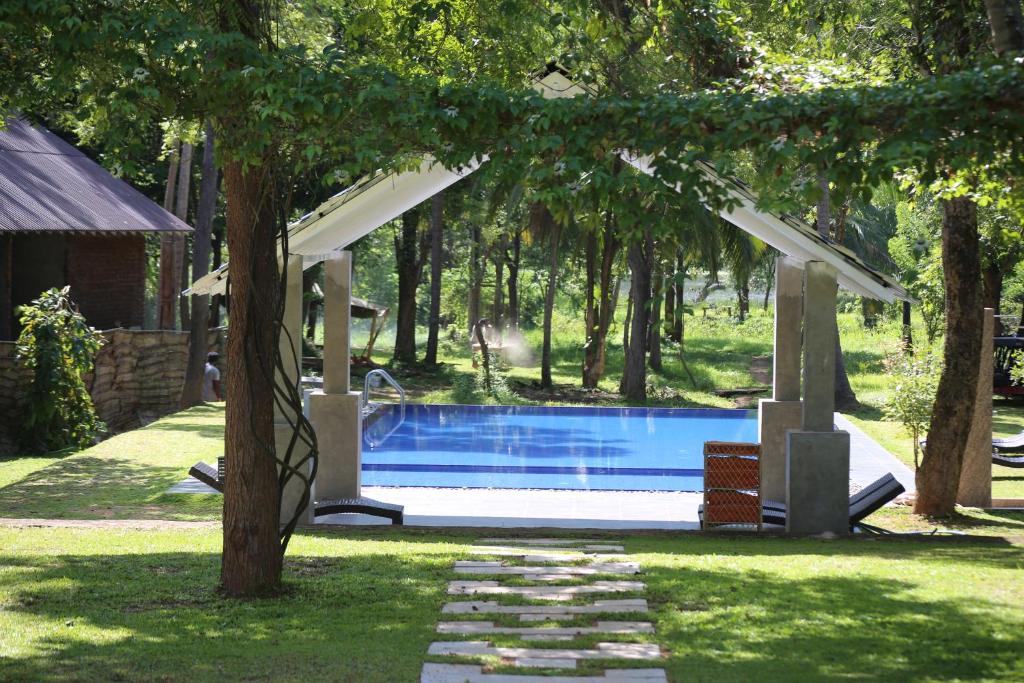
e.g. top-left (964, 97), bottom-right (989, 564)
top-left (422, 538), bottom-right (668, 682)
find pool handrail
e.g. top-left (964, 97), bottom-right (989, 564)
top-left (362, 369), bottom-right (405, 448)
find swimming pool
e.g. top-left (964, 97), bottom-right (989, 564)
top-left (362, 404), bottom-right (757, 492)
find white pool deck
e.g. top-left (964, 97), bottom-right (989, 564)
top-left (168, 413), bottom-right (914, 530)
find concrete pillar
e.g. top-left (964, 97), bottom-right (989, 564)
top-left (801, 261), bottom-right (838, 432)
top-left (276, 253), bottom-right (313, 525)
top-left (308, 249), bottom-right (363, 502)
top-left (758, 256), bottom-right (804, 501)
top-left (959, 308), bottom-right (993, 507)
top-left (785, 261), bottom-right (850, 535)
top-left (323, 251), bottom-right (352, 394)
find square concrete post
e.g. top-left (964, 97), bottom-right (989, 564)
top-left (276, 253), bottom-right (313, 526)
top-left (959, 308), bottom-right (993, 507)
top-left (308, 250), bottom-right (363, 502)
top-left (801, 261), bottom-right (838, 432)
top-left (323, 251), bottom-right (352, 394)
top-left (786, 261), bottom-right (850, 535)
top-left (758, 256), bottom-right (804, 501)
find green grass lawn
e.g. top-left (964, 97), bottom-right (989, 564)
top-left (0, 526), bottom-right (1022, 682)
top-left (0, 406), bottom-right (224, 521)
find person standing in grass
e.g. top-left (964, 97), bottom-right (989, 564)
top-left (203, 352), bottom-right (223, 402)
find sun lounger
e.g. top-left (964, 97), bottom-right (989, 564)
top-left (313, 497), bottom-right (404, 524)
top-left (993, 430), bottom-right (1024, 453)
top-left (185, 461), bottom-right (404, 524)
top-left (699, 473), bottom-right (905, 532)
top-left (993, 452), bottom-right (1024, 468)
top-left (188, 461), bottom-right (223, 492)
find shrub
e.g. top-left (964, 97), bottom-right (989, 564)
top-left (882, 346), bottom-right (941, 470)
top-left (15, 287), bottom-right (106, 453)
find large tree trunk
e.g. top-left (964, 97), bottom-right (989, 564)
top-left (158, 145), bottom-right (181, 329)
top-left (539, 207), bottom-right (559, 389)
top-left (916, 196), bottom-right (984, 515)
top-left (620, 232), bottom-right (653, 401)
top-left (220, 157), bottom-right (282, 597)
top-left (582, 224), bottom-right (621, 388)
top-left (507, 230), bottom-right (520, 330)
top-left (648, 268), bottom-right (662, 372)
top-left (393, 208), bottom-right (424, 364)
top-left (984, 0), bottom-right (1024, 54)
top-left (181, 124), bottom-right (218, 408)
top-left (176, 142), bottom-right (194, 331)
top-left (424, 192), bottom-right (444, 366)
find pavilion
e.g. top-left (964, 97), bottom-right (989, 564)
top-left (188, 67), bottom-right (915, 534)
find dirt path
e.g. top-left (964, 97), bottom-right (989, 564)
top-left (730, 355), bottom-right (772, 408)
top-left (0, 518), bottom-right (219, 530)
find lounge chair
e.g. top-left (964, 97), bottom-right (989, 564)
top-left (185, 461), bottom-right (404, 524)
top-left (993, 430), bottom-right (1024, 453)
top-left (314, 498), bottom-right (404, 524)
top-left (699, 473), bottom-right (906, 532)
top-left (993, 452), bottom-right (1024, 468)
top-left (188, 461), bottom-right (223, 492)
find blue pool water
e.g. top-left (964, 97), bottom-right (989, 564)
top-left (362, 404), bottom-right (757, 492)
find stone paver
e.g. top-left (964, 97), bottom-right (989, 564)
top-left (471, 545), bottom-right (624, 555)
top-left (424, 539), bottom-right (666, 681)
top-left (437, 621), bottom-right (654, 636)
top-left (421, 664), bottom-right (667, 682)
top-left (448, 581), bottom-right (645, 601)
top-left (427, 641), bottom-right (661, 663)
top-left (454, 561), bottom-right (640, 576)
top-left (441, 599), bottom-right (649, 617)
top-left (479, 539), bottom-right (625, 551)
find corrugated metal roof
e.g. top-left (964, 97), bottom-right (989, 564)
top-left (0, 117), bottom-right (191, 234)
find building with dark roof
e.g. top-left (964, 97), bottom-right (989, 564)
top-left (0, 117), bottom-right (190, 338)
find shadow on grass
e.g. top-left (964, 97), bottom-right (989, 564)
top-left (0, 545), bottom-right (456, 682)
top-left (645, 559), bottom-right (1024, 681)
top-left (0, 456), bottom-right (214, 519)
top-left (3, 532), bottom-right (1022, 681)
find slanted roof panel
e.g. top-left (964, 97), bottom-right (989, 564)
top-left (0, 118), bottom-right (191, 234)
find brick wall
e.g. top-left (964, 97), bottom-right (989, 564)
top-left (66, 234), bottom-right (146, 331)
top-left (0, 327), bottom-right (224, 454)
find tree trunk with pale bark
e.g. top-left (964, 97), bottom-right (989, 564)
top-left (182, 124), bottom-right (218, 408)
top-left (158, 146), bottom-right (181, 330)
top-left (916, 196), bottom-right (983, 515)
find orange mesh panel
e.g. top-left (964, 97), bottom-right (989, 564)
top-left (704, 490), bottom-right (761, 525)
top-left (704, 456), bottom-right (759, 489)
top-left (704, 441), bottom-right (761, 456)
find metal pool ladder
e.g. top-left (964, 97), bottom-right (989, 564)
top-left (362, 369), bottom-right (405, 448)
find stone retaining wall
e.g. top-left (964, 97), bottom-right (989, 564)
top-left (0, 327), bottom-right (224, 454)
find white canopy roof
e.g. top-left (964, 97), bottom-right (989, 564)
top-left (188, 67), bottom-right (909, 303)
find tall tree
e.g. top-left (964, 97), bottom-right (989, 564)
top-left (424, 191), bottom-right (445, 366)
top-left (182, 124), bottom-right (219, 407)
top-left (176, 141), bottom-right (194, 330)
top-left (157, 144), bottom-right (181, 330)
top-left (535, 204), bottom-right (560, 389)
top-left (620, 231), bottom-right (654, 401)
top-left (817, 173), bottom-right (860, 411)
top-left (393, 207), bottom-right (427, 364)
